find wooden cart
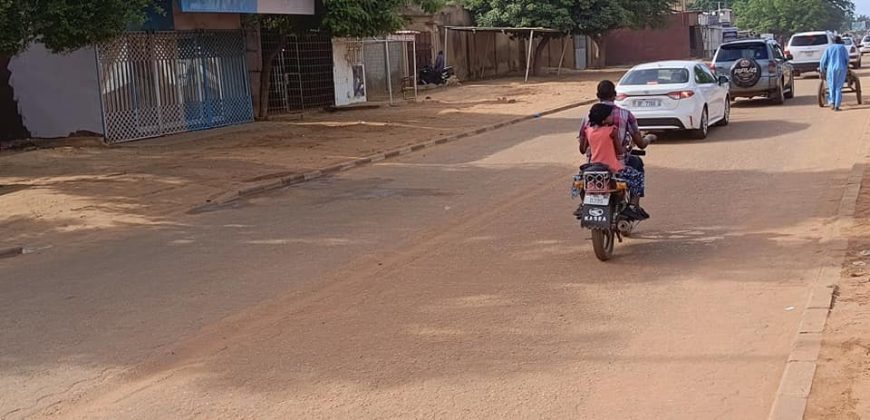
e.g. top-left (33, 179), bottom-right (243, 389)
top-left (818, 69), bottom-right (863, 107)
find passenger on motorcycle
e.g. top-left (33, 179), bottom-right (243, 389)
top-left (578, 81), bottom-right (651, 219)
top-left (580, 103), bottom-right (647, 220)
top-left (580, 81), bottom-right (649, 175)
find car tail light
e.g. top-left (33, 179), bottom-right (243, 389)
top-left (768, 60), bottom-right (777, 74)
top-left (784, 49), bottom-right (791, 57)
top-left (667, 91), bottom-right (695, 100)
top-left (616, 93), bottom-right (629, 101)
top-left (707, 62), bottom-right (717, 72)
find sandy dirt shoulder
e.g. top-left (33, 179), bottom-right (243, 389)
top-left (806, 169), bottom-right (870, 420)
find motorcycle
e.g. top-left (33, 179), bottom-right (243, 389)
top-left (418, 65), bottom-right (455, 85)
top-left (573, 148), bottom-right (649, 262)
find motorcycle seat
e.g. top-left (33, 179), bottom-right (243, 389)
top-left (580, 162), bottom-right (613, 173)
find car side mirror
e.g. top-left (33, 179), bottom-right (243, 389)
top-left (718, 75), bottom-right (730, 85)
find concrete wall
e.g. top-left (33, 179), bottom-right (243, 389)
top-left (404, 5), bottom-right (473, 66)
top-left (7, 44), bottom-right (103, 138)
top-left (404, 6), bottom-right (575, 80)
top-left (604, 12), bottom-right (698, 67)
top-left (444, 31), bottom-right (575, 80)
top-left (332, 39), bottom-right (367, 107)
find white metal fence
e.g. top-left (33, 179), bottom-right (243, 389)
top-left (360, 38), bottom-right (418, 104)
top-left (96, 31), bottom-right (254, 143)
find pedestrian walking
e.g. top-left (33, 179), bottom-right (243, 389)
top-left (820, 36), bottom-right (850, 111)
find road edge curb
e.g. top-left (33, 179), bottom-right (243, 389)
top-left (191, 100), bottom-right (595, 212)
top-left (768, 126), bottom-right (870, 420)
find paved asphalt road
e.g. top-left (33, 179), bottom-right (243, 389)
top-left (2, 75), bottom-right (869, 419)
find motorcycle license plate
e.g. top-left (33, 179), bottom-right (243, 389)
top-left (584, 194), bottom-right (610, 206)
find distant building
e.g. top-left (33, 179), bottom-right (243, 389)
top-left (1, 0), bottom-right (314, 143)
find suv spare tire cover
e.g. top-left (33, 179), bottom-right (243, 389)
top-left (731, 58), bottom-right (763, 88)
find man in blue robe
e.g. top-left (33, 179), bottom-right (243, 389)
top-left (820, 36), bottom-right (850, 111)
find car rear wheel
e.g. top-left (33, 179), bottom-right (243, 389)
top-left (784, 78), bottom-right (795, 99)
top-left (771, 82), bottom-right (785, 105)
top-left (691, 107), bottom-right (709, 139)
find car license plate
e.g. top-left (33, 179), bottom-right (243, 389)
top-left (584, 194), bottom-right (610, 206)
top-left (634, 99), bottom-right (661, 108)
top-left (801, 51), bottom-right (814, 56)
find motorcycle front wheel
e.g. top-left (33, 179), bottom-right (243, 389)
top-left (591, 229), bottom-right (615, 261)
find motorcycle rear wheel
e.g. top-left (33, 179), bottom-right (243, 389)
top-left (591, 229), bottom-right (615, 261)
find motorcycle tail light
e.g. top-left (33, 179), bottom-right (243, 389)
top-left (574, 181), bottom-right (585, 190)
top-left (667, 90), bottom-right (695, 100)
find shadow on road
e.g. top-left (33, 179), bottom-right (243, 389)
top-left (653, 119), bottom-right (810, 143)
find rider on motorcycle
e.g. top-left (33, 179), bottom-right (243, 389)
top-left (578, 81), bottom-right (652, 219)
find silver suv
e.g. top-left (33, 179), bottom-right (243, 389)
top-left (712, 39), bottom-right (795, 104)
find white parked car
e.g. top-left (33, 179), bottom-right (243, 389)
top-left (843, 37), bottom-right (862, 68)
top-left (615, 61), bottom-right (730, 140)
top-left (786, 31), bottom-right (835, 76)
top-left (861, 35), bottom-right (870, 55)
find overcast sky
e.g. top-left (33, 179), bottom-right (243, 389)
top-left (858, 0), bottom-right (870, 16)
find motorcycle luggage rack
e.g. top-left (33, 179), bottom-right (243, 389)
top-left (583, 171), bottom-right (612, 194)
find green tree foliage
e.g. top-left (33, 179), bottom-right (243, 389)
top-left (463, 0), bottom-right (673, 69)
top-left (0, 0), bottom-right (154, 55)
top-left (731, 0), bottom-right (854, 36)
top-left (323, 0), bottom-right (442, 36)
top-left (689, 0), bottom-right (732, 12)
top-left (464, 0), bottom-right (673, 38)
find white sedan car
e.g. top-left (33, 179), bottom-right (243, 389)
top-left (615, 61), bottom-right (731, 139)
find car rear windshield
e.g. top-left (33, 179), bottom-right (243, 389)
top-left (790, 35), bottom-right (829, 46)
top-left (844, 38), bottom-right (854, 45)
top-left (715, 43), bottom-right (769, 62)
top-left (621, 68), bottom-right (690, 85)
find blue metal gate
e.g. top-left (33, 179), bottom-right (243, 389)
top-left (96, 31), bottom-right (253, 143)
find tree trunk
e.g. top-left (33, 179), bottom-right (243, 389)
top-left (258, 39), bottom-right (286, 120)
top-left (532, 36), bottom-right (551, 76)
